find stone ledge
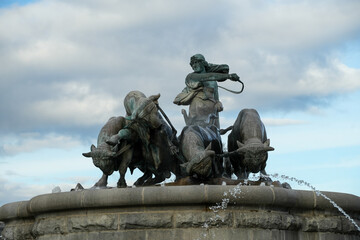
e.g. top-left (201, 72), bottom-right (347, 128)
top-left (1, 186), bottom-right (360, 221)
top-left (0, 201), bottom-right (32, 220)
top-left (0, 187), bottom-right (359, 240)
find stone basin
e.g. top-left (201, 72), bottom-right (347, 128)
top-left (0, 185), bottom-right (359, 240)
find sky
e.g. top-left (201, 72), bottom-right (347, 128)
top-left (0, 0), bottom-right (359, 206)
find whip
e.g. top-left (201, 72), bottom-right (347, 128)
top-left (219, 78), bottom-right (244, 94)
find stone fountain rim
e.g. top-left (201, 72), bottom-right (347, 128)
top-left (1, 185), bottom-right (359, 221)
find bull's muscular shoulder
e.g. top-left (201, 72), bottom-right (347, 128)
top-left (234, 109), bottom-right (260, 127)
top-left (241, 108), bottom-right (260, 117)
top-left (230, 108), bottom-right (265, 141)
top-left (103, 116), bottom-right (126, 131)
top-left (98, 116), bottom-right (127, 140)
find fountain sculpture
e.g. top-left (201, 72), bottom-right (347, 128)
top-left (0, 54), bottom-right (359, 240)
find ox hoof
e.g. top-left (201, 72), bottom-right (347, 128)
top-left (259, 176), bottom-right (272, 183)
top-left (143, 177), bottom-right (165, 186)
top-left (91, 185), bottom-right (108, 189)
top-left (117, 180), bottom-right (127, 188)
top-left (282, 182), bottom-right (292, 189)
top-left (134, 179), bottom-right (145, 186)
top-left (94, 182), bottom-right (108, 188)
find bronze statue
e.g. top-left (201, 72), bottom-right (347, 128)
top-left (84, 91), bottom-right (182, 188)
top-left (174, 54), bottom-right (241, 180)
top-left (178, 124), bottom-right (224, 179)
top-left (226, 109), bottom-right (274, 180)
top-left (82, 116), bottom-right (130, 188)
top-left (174, 54), bottom-right (240, 128)
top-left (82, 54), bottom-right (281, 187)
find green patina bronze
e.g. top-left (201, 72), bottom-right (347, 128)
top-left (82, 54), bottom-right (279, 187)
top-left (174, 54), bottom-right (240, 128)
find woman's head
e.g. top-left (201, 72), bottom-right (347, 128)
top-left (190, 54), bottom-right (209, 73)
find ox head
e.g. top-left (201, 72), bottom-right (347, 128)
top-left (82, 144), bottom-right (116, 175)
top-left (139, 93), bottom-right (162, 129)
top-left (124, 91), bottom-right (162, 129)
top-left (235, 139), bottom-right (274, 173)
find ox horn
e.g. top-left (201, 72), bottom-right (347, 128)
top-left (82, 144), bottom-right (96, 158)
top-left (216, 141), bottom-right (244, 158)
top-left (236, 141), bottom-right (247, 154)
top-left (236, 140), bottom-right (244, 148)
top-left (264, 139), bottom-right (275, 152)
top-left (149, 93), bottom-right (161, 103)
top-left (265, 146), bottom-right (275, 152)
top-left (82, 152), bottom-right (92, 157)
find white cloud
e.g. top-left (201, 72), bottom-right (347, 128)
top-left (0, 176), bottom-right (88, 205)
top-left (222, 0), bottom-right (360, 50)
top-left (0, 0), bottom-right (359, 147)
top-left (263, 118), bottom-right (307, 126)
top-left (296, 60), bottom-right (360, 95)
top-left (29, 82), bottom-right (122, 127)
top-left (1, 0), bottom-right (359, 123)
top-left (0, 178), bottom-right (52, 204)
top-left (1, 133), bottom-right (83, 155)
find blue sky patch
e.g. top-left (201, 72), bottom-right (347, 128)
top-left (0, 0), bottom-right (37, 8)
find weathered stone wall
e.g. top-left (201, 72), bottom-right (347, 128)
top-left (1, 186), bottom-right (359, 240)
top-left (0, 221), bottom-right (4, 240)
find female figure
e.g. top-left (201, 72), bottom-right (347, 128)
top-left (174, 54), bottom-right (239, 128)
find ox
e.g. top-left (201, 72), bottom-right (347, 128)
top-left (82, 116), bottom-right (133, 188)
top-left (179, 124), bottom-right (224, 179)
top-left (83, 91), bottom-right (182, 187)
top-left (227, 109), bottom-right (274, 180)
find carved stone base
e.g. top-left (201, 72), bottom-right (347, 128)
top-left (1, 186), bottom-right (359, 240)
